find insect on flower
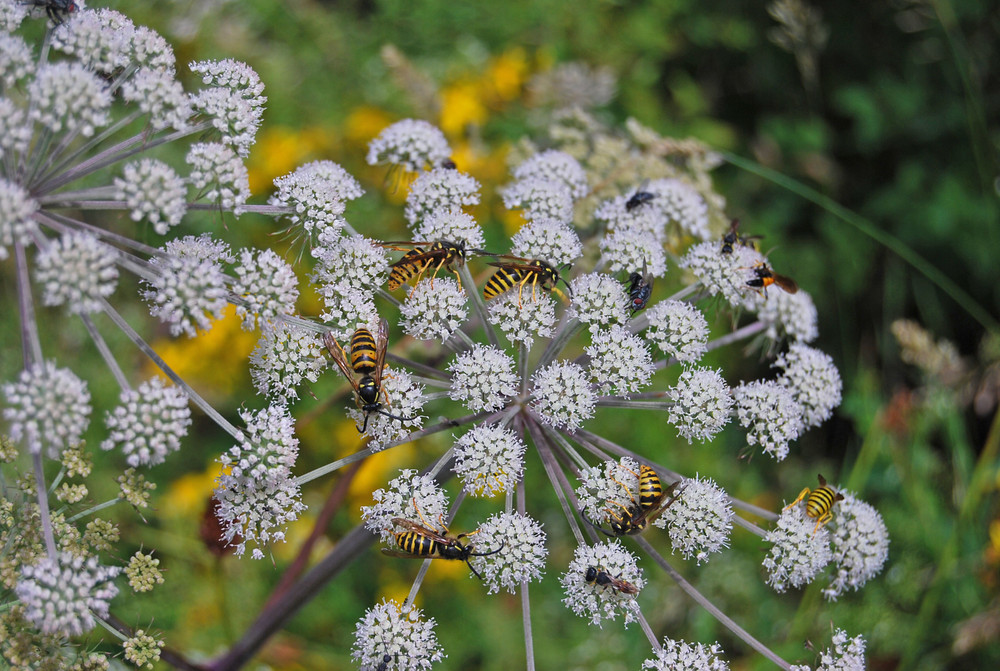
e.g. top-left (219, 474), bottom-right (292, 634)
top-left (625, 182), bottom-right (655, 212)
top-left (626, 258), bottom-right (653, 313)
top-left (381, 239), bottom-right (487, 293)
top-left (25, 0), bottom-right (77, 24)
top-left (383, 502), bottom-right (504, 579)
top-left (323, 318), bottom-right (414, 434)
top-left (783, 473), bottom-right (844, 535)
top-left (482, 256), bottom-right (572, 307)
top-left (720, 218), bottom-right (763, 254)
top-left (583, 464), bottom-right (682, 536)
top-left (746, 262), bottom-right (798, 296)
top-left (584, 565), bottom-right (639, 595)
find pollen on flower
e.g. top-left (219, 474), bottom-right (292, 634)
top-left (34, 232), bottom-right (119, 313)
top-left (643, 300), bottom-right (709, 364)
top-left (452, 423), bottom-right (526, 497)
top-left (560, 540), bottom-right (645, 627)
top-left (469, 511), bottom-right (547, 594)
top-left (510, 218), bottom-right (583, 267)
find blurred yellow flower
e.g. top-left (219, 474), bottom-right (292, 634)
top-left (148, 305), bottom-right (257, 400)
top-left (247, 126), bottom-right (337, 196)
top-left (344, 105), bottom-right (394, 149)
top-left (439, 80), bottom-right (488, 137)
top-left (161, 463), bottom-right (225, 519)
top-left (484, 47), bottom-right (529, 104)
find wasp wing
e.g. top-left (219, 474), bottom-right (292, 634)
top-left (372, 317), bottom-right (389, 391)
top-left (323, 331), bottom-right (362, 395)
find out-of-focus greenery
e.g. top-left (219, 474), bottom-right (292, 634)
top-left (73, 0), bottom-right (1000, 669)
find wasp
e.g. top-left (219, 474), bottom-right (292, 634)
top-left (323, 319), bottom-right (413, 434)
top-left (626, 259), bottom-right (653, 313)
top-left (24, 0), bottom-right (77, 23)
top-left (584, 565), bottom-right (639, 595)
top-left (746, 262), bottom-right (798, 296)
top-left (482, 256), bottom-right (572, 306)
top-left (783, 474), bottom-right (844, 535)
top-left (583, 465), bottom-right (682, 537)
top-left (721, 218), bottom-right (763, 254)
top-left (382, 240), bottom-right (484, 293)
top-left (382, 505), bottom-right (503, 579)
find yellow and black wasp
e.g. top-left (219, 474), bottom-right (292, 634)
top-left (584, 565), bottom-right (639, 595)
top-left (323, 318), bottom-right (413, 434)
top-left (381, 239), bottom-right (487, 294)
top-left (626, 259), bottom-right (653, 313)
top-left (482, 256), bottom-right (572, 306)
top-left (783, 474), bottom-right (844, 535)
top-left (583, 464), bottom-right (682, 537)
top-left (382, 507), bottom-right (503, 579)
top-left (720, 218), bottom-right (764, 254)
top-left (746, 261), bottom-right (799, 297)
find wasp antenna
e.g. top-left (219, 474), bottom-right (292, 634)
top-left (580, 509), bottom-right (616, 537)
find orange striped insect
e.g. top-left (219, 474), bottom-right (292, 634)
top-left (584, 565), bottom-right (639, 594)
top-left (746, 261), bottom-right (798, 296)
top-left (582, 464), bottom-right (682, 537)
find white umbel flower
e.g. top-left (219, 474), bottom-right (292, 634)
top-left (510, 218), bottom-right (583, 267)
top-left (810, 628), bottom-right (868, 671)
top-left (52, 9), bottom-right (134, 73)
top-left (574, 456), bottom-right (643, 526)
top-left (774, 344), bottom-right (843, 429)
top-left (679, 241), bottom-right (764, 309)
top-left (594, 195), bottom-right (666, 242)
top-left (452, 424), bottom-right (526, 497)
top-left (351, 599), bottom-right (446, 671)
top-left (487, 290), bottom-right (556, 351)
top-left (763, 507), bottom-right (832, 592)
top-left (501, 178), bottom-right (574, 223)
top-left (413, 208), bottom-right (486, 250)
top-left (757, 287), bottom-right (819, 343)
top-left (28, 61), bottom-right (111, 137)
top-left (232, 248), bottom-right (299, 330)
top-left (0, 33), bottom-right (33, 89)
top-left (644, 300), bottom-right (709, 363)
top-left (568, 273), bottom-right (628, 331)
top-left (122, 68), bottom-right (192, 132)
top-left (186, 142), bottom-right (251, 213)
top-left (2, 361), bottom-right (91, 458)
top-left (15, 552), bottom-right (121, 637)
top-left (347, 367), bottom-right (426, 449)
top-left (270, 160), bottom-right (360, 241)
top-left (561, 541), bottom-right (644, 627)
top-left (511, 149), bottom-right (589, 200)
top-left (101, 377), bottom-right (191, 467)
top-left (469, 511), bottom-right (547, 594)
top-left (642, 639), bottom-right (730, 671)
top-left (361, 469), bottom-right (449, 543)
top-left (404, 167), bottom-right (480, 226)
top-left (531, 360), bottom-right (596, 431)
top-left (366, 118), bottom-right (451, 173)
top-left (0, 177), bottom-right (40, 260)
top-left (250, 321), bottom-right (327, 403)
top-left (732, 380), bottom-right (804, 462)
top-left (114, 158), bottom-right (187, 235)
top-left (35, 232), bottom-right (119, 313)
top-left (598, 227), bottom-right (667, 278)
top-left (400, 277), bottom-right (468, 343)
top-left (823, 493), bottom-right (890, 601)
top-left (653, 476), bottom-right (733, 564)
top-left (646, 177), bottom-right (710, 240)
top-left (586, 324), bottom-right (654, 396)
top-left (448, 344), bottom-right (517, 412)
top-left (143, 235), bottom-right (232, 337)
top-left (666, 366), bottom-right (733, 443)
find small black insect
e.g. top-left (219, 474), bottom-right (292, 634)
top-left (625, 189), bottom-right (655, 212)
top-left (24, 0), bottom-right (77, 24)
